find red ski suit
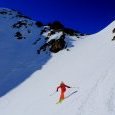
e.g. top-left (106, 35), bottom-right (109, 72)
top-left (57, 83), bottom-right (70, 101)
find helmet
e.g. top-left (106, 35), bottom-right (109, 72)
top-left (60, 81), bottom-right (64, 85)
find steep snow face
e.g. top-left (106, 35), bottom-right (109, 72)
top-left (0, 8), bottom-right (79, 96)
top-left (0, 19), bottom-right (115, 115)
top-left (0, 8), bottom-right (48, 96)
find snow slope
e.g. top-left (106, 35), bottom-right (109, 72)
top-left (0, 16), bottom-right (115, 115)
top-left (0, 8), bottom-right (79, 96)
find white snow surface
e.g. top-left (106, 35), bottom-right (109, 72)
top-left (0, 9), bottom-right (115, 114)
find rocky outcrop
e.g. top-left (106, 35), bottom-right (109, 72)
top-left (0, 8), bottom-right (82, 54)
top-left (47, 21), bottom-right (82, 36)
top-left (37, 34), bottom-right (66, 53)
top-left (36, 21), bottom-right (84, 53)
top-left (35, 21), bottom-right (43, 27)
top-left (50, 38), bottom-right (66, 53)
top-left (15, 32), bottom-right (25, 39)
top-left (112, 36), bottom-right (115, 41)
top-left (13, 20), bottom-right (27, 28)
top-left (113, 28), bottom-right (115, 33)
top-left (112, 28), bottom-right (115, 41)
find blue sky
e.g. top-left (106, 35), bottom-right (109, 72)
top-left (0, 0), bottom-right (115, 33)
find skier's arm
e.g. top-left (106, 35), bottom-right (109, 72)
top-left (65, 85), bottom-right (71, 88)
top-left (56, 86), bottom-right (60, 92)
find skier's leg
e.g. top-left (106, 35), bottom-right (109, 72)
top-left (59, 91), bottom-right (64, 102)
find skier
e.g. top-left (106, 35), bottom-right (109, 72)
top-left (56, 81), bottom-right (71, 103)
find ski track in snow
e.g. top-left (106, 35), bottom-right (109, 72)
top-left (77, 62), bottom-right (115, 115)
top-left (107, 84), bottom-right (115, 113)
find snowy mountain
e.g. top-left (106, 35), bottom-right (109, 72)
top-left (0, 8), bottom-right (115, 115)
top-left (0, 8), bottom-right (82, 96)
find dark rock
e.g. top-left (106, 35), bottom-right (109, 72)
top-left (37, 43), bottom-right (49, 54)
top-left (38, 33), bottom-right (66, 53)
top-left (45, 37), bottom-right (49, 40)
top-left (113, 28), bottom-right (115, 33)
top-left (79, 33), bottom-right (84, 36)
top-left (12, 20), bottom-right (28, 28)
top-left (48, 21), bottom-right (64, 30)
top-left (49, 37), bottom-right (66, 53)
top-left (50, 30), bottom-right (55, 35)
top-left (0, 11), bottom-right (7, 15)
top-left (15, 32), bottom-right (23, 39)
top-left (40, 27), bottom-right (50, 35)
top-left (63, 28), bottom-right (79, 36)
top-left (35, 21), bottom-right (43, 27)
top-left (67, 49), bottom-right (70, 51)
top-left (40, 29), bottom-right (47, 35)
top-left (112, 36), bottom-right (115, 41)
top-left (47, 21), bottom-right (81, 37)
top-left (48, 30), bottom-right (56, 36)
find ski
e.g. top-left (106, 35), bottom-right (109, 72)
top-left (56, 99), bottom-right (64, 104)
top-left (56, 90), bottom-right (78, 104)
top-left (65, 90), bottom-right (78, 99)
